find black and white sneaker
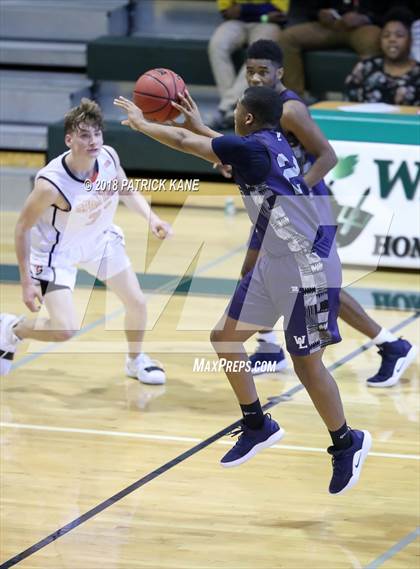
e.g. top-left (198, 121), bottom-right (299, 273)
top-left (126, 353), bottom-right (166, 385)
top-left (0, 313), bottom-right (23, 376)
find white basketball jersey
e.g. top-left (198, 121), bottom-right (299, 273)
top-left (31, 145), bottom-right (121, 267)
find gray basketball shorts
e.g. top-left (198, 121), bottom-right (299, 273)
top-left (227, 250), bottom-right (342, 356)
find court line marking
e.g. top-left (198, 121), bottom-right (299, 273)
top-left (1, 422), bottom-right (418, 461)
top-left (1, 310), bottom-right (418, 569)
top-left (364, 526), bottom-right (420, 569)
top-left (11, 243), bottom-right (246, 371)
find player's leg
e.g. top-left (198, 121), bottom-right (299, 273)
top-left (211, 314), bottom-right (260, 403)
top-left (15, 285), bottom-right (77, 341)
top-left (211, 314), bottom-right (285, 468)
top-left (339, 289), bottom-right (416, 387)
top-left (83, 230), bottom-right (165, 385)
top-left (284, 273), bottom-right (371, 494)
top-left (339, 288), bottom-right (381, 338)
top-left (104, 266), bottom-right (165, 385)
top-left (241, 235), bottom-right (286, 374)
top-left (290, 349), bottom-right (371, 495)
top-left (211, 266), bottom-right (286, 467)
top-left (105, 266), bottom-right (147, 357)
top-left (207, 20), bottom-right (247, 127)
top-left (0, 283), bottom-right (77, 375)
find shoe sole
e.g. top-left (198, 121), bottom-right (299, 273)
top-left (252, 360), bottom-right (288, 376)
top-left (220, 427), bottom-right (285, 468)
top-left (332, 430), bottom-right (372, 496)
top-left (125, 370), bottom-right (166, 385)
top-left (367, 345), bottom-right (418, 388)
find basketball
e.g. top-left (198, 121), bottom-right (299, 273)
top-left (133, 68), bottom-right (186, 123)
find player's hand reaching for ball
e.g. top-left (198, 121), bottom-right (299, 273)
top-left (150, 215), bottom-right (173, 240)
top-left (114, 96), bottom-right (145, 130)
top-left (169, 90), bottom-right (205, 133)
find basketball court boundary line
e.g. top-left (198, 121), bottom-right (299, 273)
top-left (364, 526), bottom-right (420, 569)
top-left (1, 310), bottom-right (418, 568)
top-left (1, 422), bottom-right (418, 461)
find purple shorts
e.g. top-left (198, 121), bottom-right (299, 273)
top-left (248, 226), bottom-right (262, 250)
top-left (227, 250), bottom-right (342, 356)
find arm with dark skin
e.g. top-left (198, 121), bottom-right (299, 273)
top-left (281, 99), bottom-right (337, 188)
top-left (113, 96), bottom-right (221, 164)
top-left (171, 91), bottom-right (233, 178)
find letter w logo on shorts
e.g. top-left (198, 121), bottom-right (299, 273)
top-left (293, 335), bottom-right (308, 349)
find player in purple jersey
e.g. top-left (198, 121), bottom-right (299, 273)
top-left (178, 39), bottom-right (417, 388)
top-left (115, 87), bottom-right (371, 495)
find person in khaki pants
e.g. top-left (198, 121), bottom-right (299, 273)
top-left (279, 0), bottom-right (383, 96)
top-left (208, 0), bottom-right (289, 129)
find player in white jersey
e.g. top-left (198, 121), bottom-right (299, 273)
top-left (0, 98), bottom-right (171, 384)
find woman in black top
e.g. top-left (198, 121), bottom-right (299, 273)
top-left (345, 8), bottom-right (420, 105)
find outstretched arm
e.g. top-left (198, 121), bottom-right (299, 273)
top-left (171, 91), bottom-right (232, 178)
top-left (114, 96), bottom-right (220, 164)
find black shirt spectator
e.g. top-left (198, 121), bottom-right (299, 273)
top-left (345, 8), bottom-right (420, 105)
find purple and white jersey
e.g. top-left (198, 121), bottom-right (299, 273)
top-left (212, 129), bottom-right (341, 354)
top-left (213, 129), bottom-right (337, 260)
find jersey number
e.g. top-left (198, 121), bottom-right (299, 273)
top-left (276, 153), bottom-right (303, 194)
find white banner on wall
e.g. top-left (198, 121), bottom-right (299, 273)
top-left (326, 141), bottom-right (420, 269)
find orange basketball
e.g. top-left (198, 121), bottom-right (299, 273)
top-left (133, 68), bottom-right (186, 122)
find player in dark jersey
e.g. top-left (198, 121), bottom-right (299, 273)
top-left (177, 39), bottom-right (417, 388)
top-left (115, 87), bottom-right (371, 495)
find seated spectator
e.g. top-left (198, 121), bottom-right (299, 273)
top-left (279, 1), bottom-right (384, 97)
top-left (345, 8), bottom-right (420, 105)
top-left (208, 0), bottom-right (289, 129)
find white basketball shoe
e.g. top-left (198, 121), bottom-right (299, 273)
top-left (125, 353), bottom-right (166, 385)
top-left (0, 313), bottom-right (23, 376)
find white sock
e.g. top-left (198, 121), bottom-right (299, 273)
top-left (257, 330), bottom-right (278, 345)
top-left (372, 328), bottom-right (397, 345)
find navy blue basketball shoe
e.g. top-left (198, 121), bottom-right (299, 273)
top-left (249, 341), bottom-right (287, 375)
top-left (328, 429), bottom-right (372, 495)
top-left (367, 339), bottom-right (417, 387)
top-left (220, 414), bottom-right (285, 468)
